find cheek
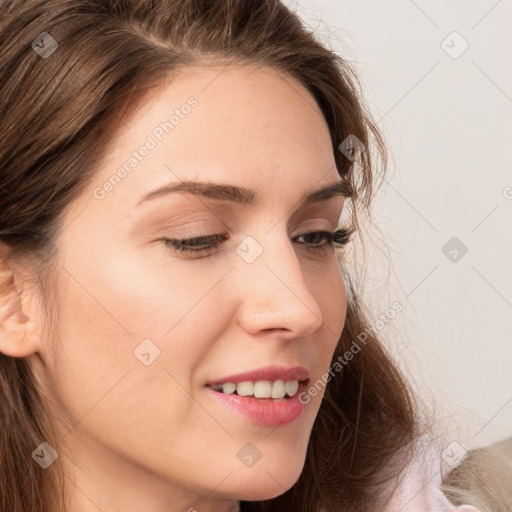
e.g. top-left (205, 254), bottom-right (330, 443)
top-left (311, 255), bottom-right (347, 343)
top-left (46, 244), bottom-right (230, 411)
top-left (313, 258), bottom-right (347, 392)
top-left (56, 240), bottom-right (218, 344)
top-left (285, 257), bottom-right (346, 412)
top-left (43, 249), bottom-right (231, 473)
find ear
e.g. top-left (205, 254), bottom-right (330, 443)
top-left (0, 245), bottom-right (41, 358)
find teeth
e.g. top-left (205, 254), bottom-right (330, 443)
top-left (222, 382), bottom-right (236, 394)
top-left (271, 380), bottom-right (285, 399)
top-left (236, 381), bottom-right (253, 397)
top-left (253, 381), bottom-right (272, 398)
top-left (284, 380), bottom-right (299, 397)
top-left (213, 379), bottom-right (300, 398)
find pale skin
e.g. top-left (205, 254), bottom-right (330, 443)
top-left (0, 63), bottom-right (347, 512)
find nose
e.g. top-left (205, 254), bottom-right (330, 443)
top-left (234, 229), bottom-right (325, 339)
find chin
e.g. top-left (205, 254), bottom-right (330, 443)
top-left (228, 463), bottom-right (304, 502)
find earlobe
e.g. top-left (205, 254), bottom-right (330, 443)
top-left (0, 249), bottom-right (40, 358)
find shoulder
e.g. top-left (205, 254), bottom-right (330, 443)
top-left (378, 435), bottom-right (483, 512)
top-left (442, 435), bottom-right (512, 510)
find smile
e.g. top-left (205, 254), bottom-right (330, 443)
top-left (207, 379), bottom-right (301, 399)
top-left (205, 379), bottom-right (310, 427)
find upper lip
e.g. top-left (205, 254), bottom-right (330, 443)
top-left (205, 365), bottom-right (310, 386)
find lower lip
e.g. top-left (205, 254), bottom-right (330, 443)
top-left (204, 385), bottom-right (306, 427)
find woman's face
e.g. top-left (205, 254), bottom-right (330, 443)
top-left (29, 64), bottom-right (347, 511)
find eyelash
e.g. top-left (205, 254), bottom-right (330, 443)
top-left (161, 227), bottom-right (353, 256)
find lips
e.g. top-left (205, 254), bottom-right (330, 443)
top-left (204, 383), bottom-right (308, 426)
top-left (204, 365), bottom-right (311, 426)
top-left (205, 365), bottom-right (310, 387)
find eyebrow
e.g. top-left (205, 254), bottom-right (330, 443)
top-left (135, 178), bottom-right (352, 209)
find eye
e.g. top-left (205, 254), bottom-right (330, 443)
top-left (160, 227), bottom-right (353, 256)
top-left (294, 228), bottom-right (352, 248)
top-left (162, 233), bottom-right (228, 253)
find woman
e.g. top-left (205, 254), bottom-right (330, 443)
top-left (0, 1), bottom-right (484, 511)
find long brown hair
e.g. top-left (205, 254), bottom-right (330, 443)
top-left (0, 1), bottom-right (418, 511)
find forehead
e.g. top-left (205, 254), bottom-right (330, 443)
top-left (107, 63), bottom-right (332, 157)
top-left (73, 63), bottom-right (339, 221)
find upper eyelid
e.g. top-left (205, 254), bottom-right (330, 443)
top-left (168, 224), bottom-right (341, 239)
top-left (164, 211), bottom-right (342, 232)
top-left (177, 228), bottom-right (338, 238)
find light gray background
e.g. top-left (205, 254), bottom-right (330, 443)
top-left (289, 0), bottom-right (512, 451)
